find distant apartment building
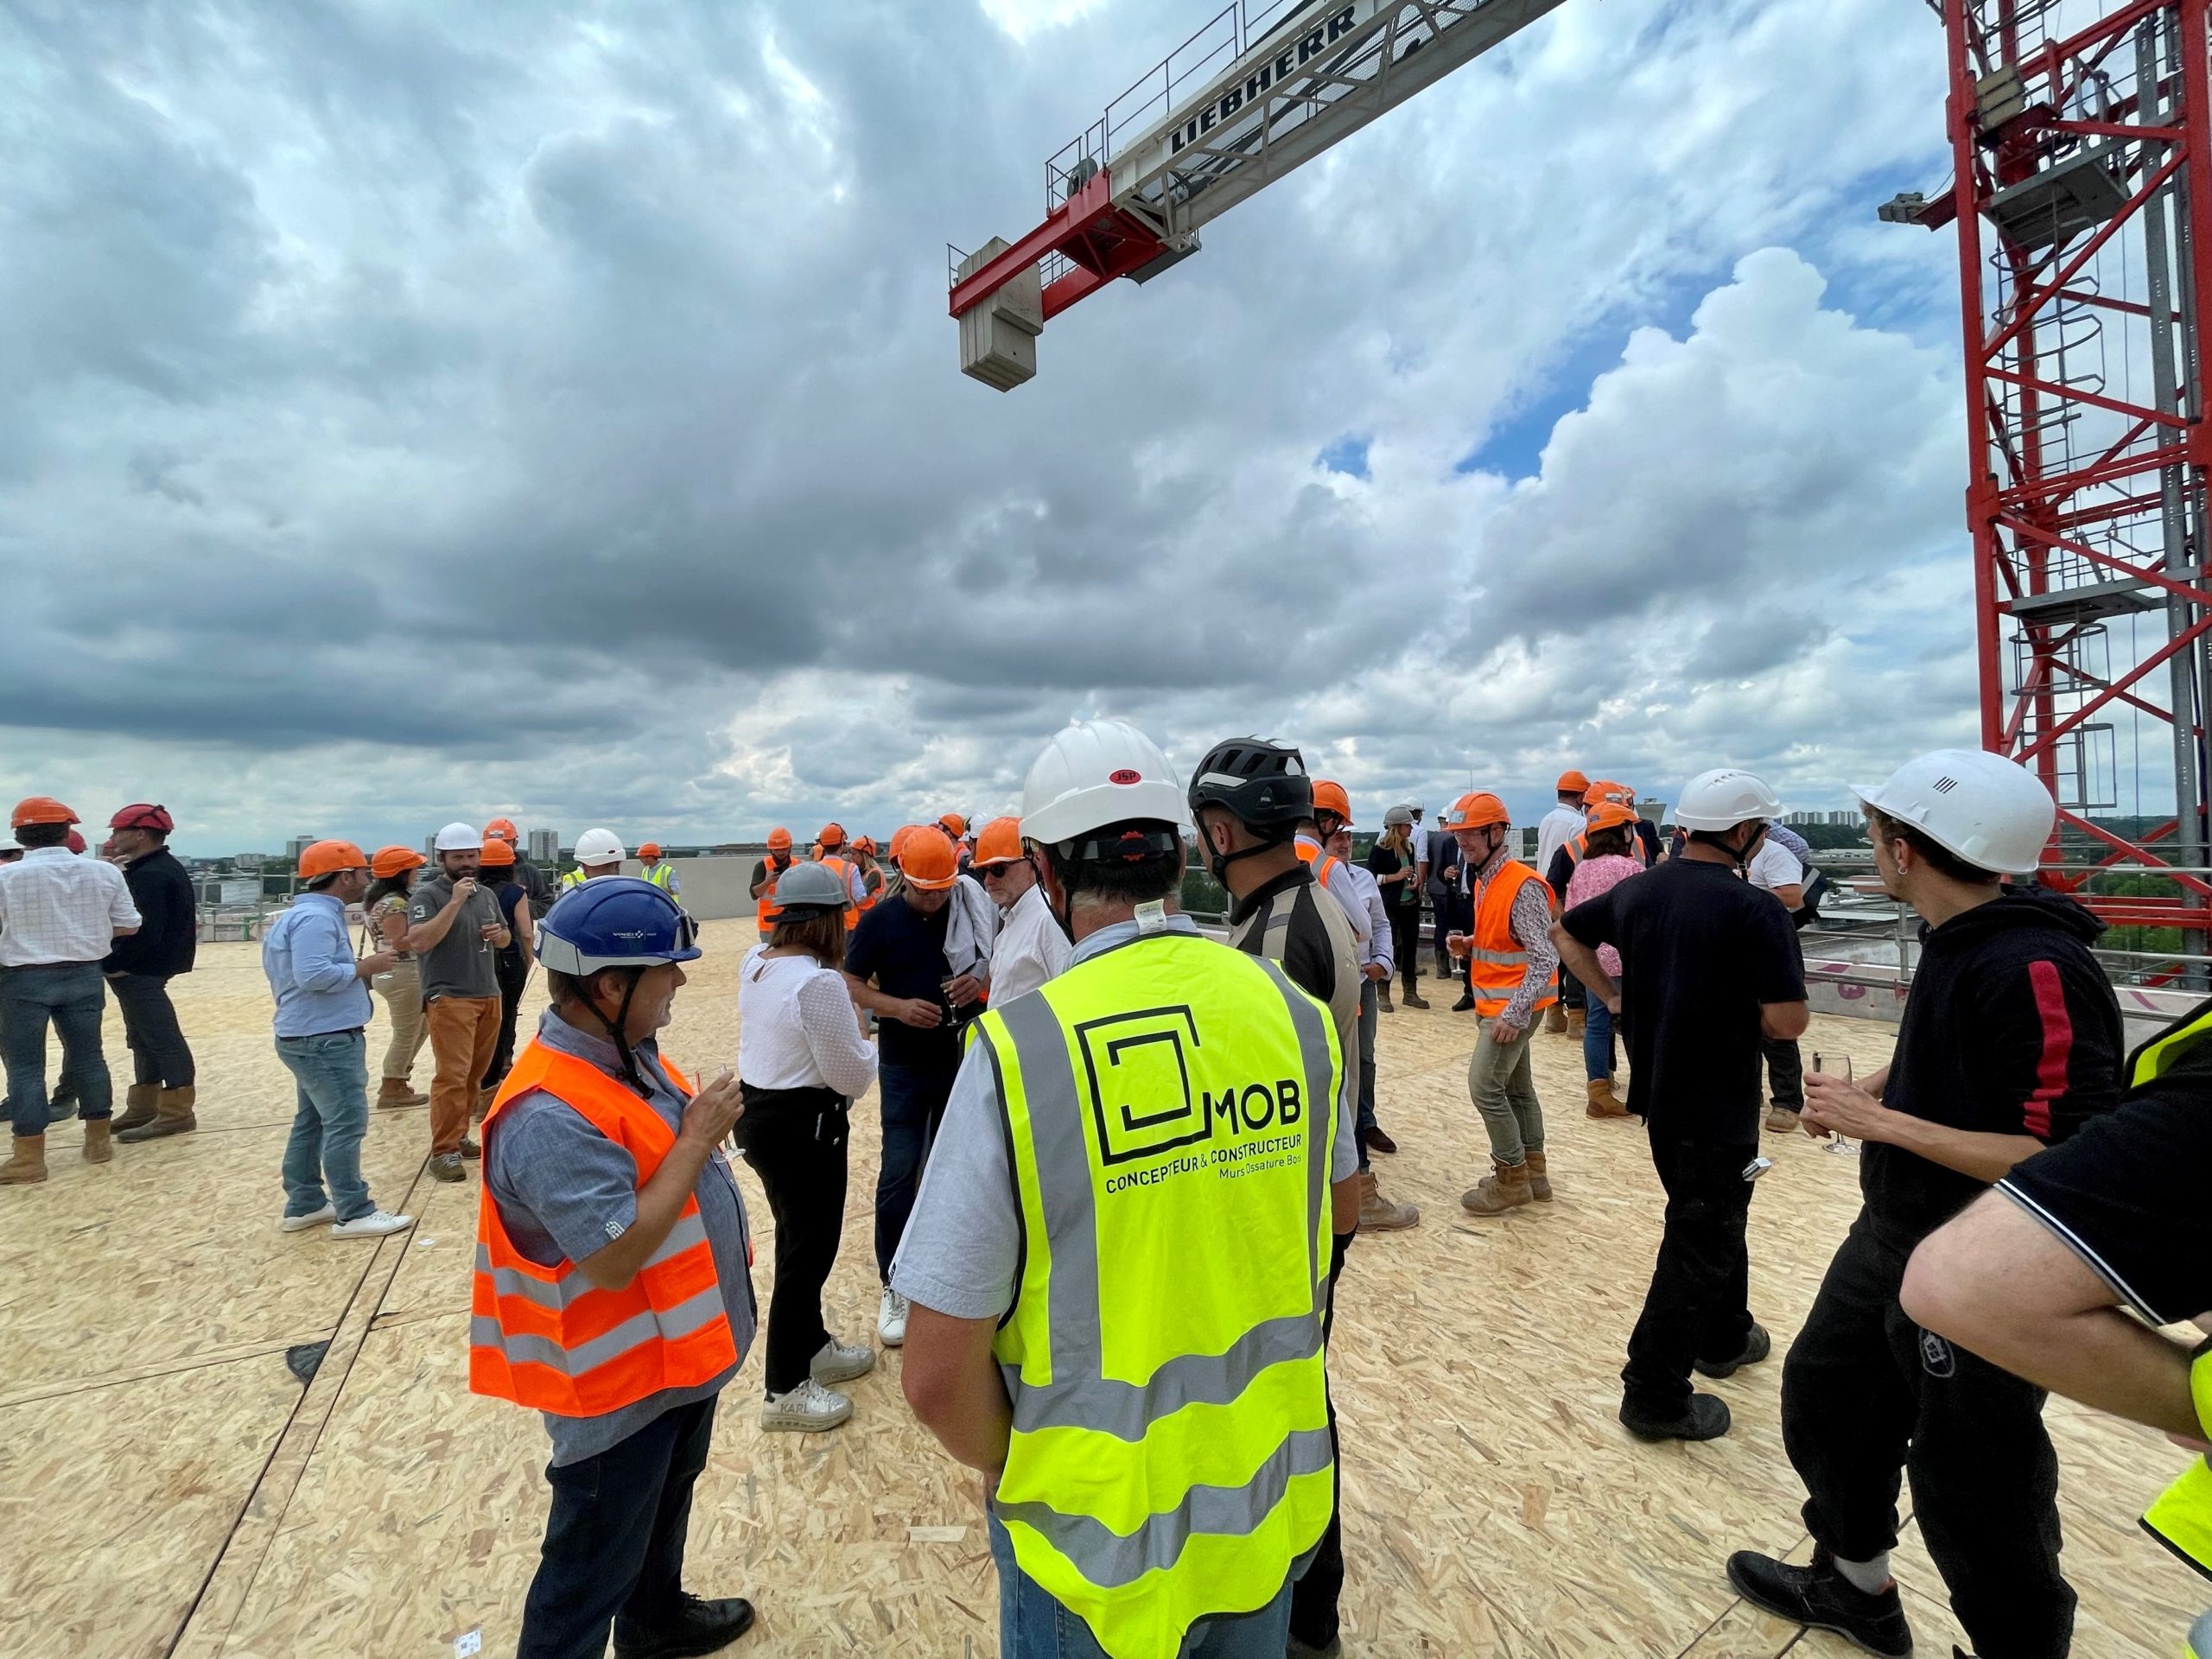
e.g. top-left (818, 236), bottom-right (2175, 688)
top-left (528, 828), bottom-right (557, 863)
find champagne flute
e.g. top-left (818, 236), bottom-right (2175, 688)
top-left (1812, 1052), bottom-right (1859, 1155)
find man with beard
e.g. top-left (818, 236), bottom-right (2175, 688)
top-left (404, 822), bottom-right (511, 1183)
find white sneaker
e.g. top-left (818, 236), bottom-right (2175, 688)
top-left (280, 1204), bottom-right (337, 1233)
top-left (760, 1376), bottom-right (852, 1432)
top-left (331, 1209), bottom-right (415, 1239)
top-left (811, 1336), bottom-right (876, 1385)
top-left (877, 1287), bottom-right (908, 1348)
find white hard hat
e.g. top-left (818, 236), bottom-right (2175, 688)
top-left (433, 821), bottom-right (482, 853)
top-left (1675, 769), bottom-right (1783, 831)
top-left (1851, 748), bottom-right (2053, 874)
top-left (574, 827), bottom-right (626, 864)
top-left (1020, 719), bottom-right (1187, 849)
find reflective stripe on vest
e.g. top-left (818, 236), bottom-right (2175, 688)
top-left (1294, 842), bottom-right (1342, 898)
top-left (976, 931), bottom-right (1339, 1659)
top-left (1467, 860), bottom-right (1556, 1019)
top-left (819, 855), bottom-right (860, 931)
top-left (469, 1040), bottom-right (738, 1416)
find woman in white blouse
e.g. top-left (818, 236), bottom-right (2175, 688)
top-left (735, 861), bottom-right (880, 1432)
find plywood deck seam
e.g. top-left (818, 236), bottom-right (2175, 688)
top-left (0, 1334), bottom-right (338, 1411)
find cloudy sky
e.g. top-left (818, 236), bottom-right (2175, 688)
top-left (2, 0), bottom-right (1979, 855)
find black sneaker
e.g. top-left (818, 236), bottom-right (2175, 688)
top-left (1451, 992), bottom-right (1477, 1012)
top-left (613, 1592), bottom-right (757, 1659)
top-left (1694, 1322), bottom-right (1772, 1379)
top-left (1725, 1550), bottom-right (1913, 1658)
top-left (1619, 1392), bottom-right (1732, 1442)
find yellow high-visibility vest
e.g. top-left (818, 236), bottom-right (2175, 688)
top-left (973, 928), bottom-right (1340, 1659)
top-left (639, 862), bottom-right (675, 891)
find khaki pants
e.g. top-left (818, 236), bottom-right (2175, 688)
top-left (1467, 1019), bottom-right (1544, 1166)
top-left (375, 960), bottom-right (428, 1084)
top-left (425, 995), bottom-right (499, 1154)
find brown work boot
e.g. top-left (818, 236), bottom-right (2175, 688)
top-left (1524, 1147), bottom-right (1554, 1201)
top-left (1356, 1168), bottom-right (1420, 1232)
top-left (376, 1078), bottom-right (425, 1109)
top-left (1378, 990), bottom-right (1395, 1013)
top-left (118, 1086), bottom-right (196, 1143)
top-left (1, 1134), bottom-right (48, 1185)
top-left (1459, 1157), bottom-right (1533, 1216)
top-left (1567, 1006), bottom-right (1587, 1038)
top-left (83, 1120), bottom-right (112, 1163)
top-left (1544, 1003), bottom-right (1568, 1034)
top-left (1586, 1077), bottom-right (1630, 1119)
top-left (112, 1084), bottom-right (160, 1133)
top-left (1402, 989), bottom-right (1430, 1009)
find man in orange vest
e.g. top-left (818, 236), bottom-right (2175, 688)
top-left (750, 828), bottom-right (797, 943)
top-left (813, 823), bottom-right (867, 931)
top-left (1442, 791), bottom-right (1560, 1215)
top-left (473, 877), bottom-right (758, 1659)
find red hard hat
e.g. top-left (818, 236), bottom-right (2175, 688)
top-left (11, 796), bottom-right (79, 829)
top-left (110, 803), bottom-right (175, 835)
top-left (65, 830), bottom-right (88, 855)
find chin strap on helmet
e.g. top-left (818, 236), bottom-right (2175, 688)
top-left (1205, 824), bottom-right (1293, 886)
top-left (588, 967), bottom-right (652, 1099)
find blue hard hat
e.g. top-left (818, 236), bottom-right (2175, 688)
top-left (537, 877), bottom-right (701, 976)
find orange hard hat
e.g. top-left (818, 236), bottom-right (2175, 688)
top-left (818, 822), bottom-right (846, 849)
top-left (888, 824), bottom-right (919, 861)
top-left (938, 812), bottom-right (969, 839)
top-left (766, 827), bottom-right (793, 852)
top-left (1442, 791), bottom-right (1510, 831)
top-left (297, 839), bottom-right (370, 880)
top-left (369, 845), bottom-right (427, 880)
top-left (1585, 802), bottom-right (1641, 836)
top-left (478, 837), bottom-right (517, 868)
top-left (10, 796), bottom-right (79, 829)
top-left (1556, 770), bottom-right (1591, 794)
top-left (898, 826), bottom-right (961, 890)
top-left (975, 815), bottom-right (1026, 866)
top-left (639, 841), bottom-right (662, 859)
top-left (484, 817), bottom-right (519, 842)
top-left (1583, 779), bottom-right (1631, 808)
top-left (1311, 780), bottom-right (1352, 825)
top-left (853, 835), bottom-right (877, 857)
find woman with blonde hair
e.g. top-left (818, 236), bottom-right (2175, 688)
top-left (1367, 804), bottom-right (1428, 1011)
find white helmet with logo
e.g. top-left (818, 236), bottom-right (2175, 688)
top-left (574, 827), bottom-right (626, 865)
top-left (1675, 770), bottom-right (1783, 831)
top-left (1021, 720), bottom-right (1187, 850)
top-left (1852, 749), bottom-right (2053, 874)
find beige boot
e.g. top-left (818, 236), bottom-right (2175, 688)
top-left (83, 1121), bottom-right (112, 1163)
top-left (377, 1078), bottom-right (425, 1109)
top-left (1, 1134), bottom-right (48, 1185)
top-left (1586, 1077), bottom-right (1630, 1119)
top-left (1543, 1003), bottom-right (1568, 1034)
top-left (1524, 1147), bottom-right (1554, 1201)
top-left (112, 1084), bottom-right (160, 1133)
top-left (1356, 1168), bottom-right (1420, 1232)
top-left (118, 1085), bottom-right (195, 1143)
top-left (1459, 1157), bottom-right (1533, 1216)
top-left (1566, 1005), bottom-right (1587, 1038)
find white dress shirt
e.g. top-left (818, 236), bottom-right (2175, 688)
top-left (736, 948), bottom-right (879, 1096)
top-left (1342, 861), bottom-right (1394, 976)
top-left (0, 848), bottom-right (142, 966)
top-left (1294, 833), bottom-right (1370, 950)
top-left (988, 881), bottom-right (1072, 1006)
top-left (1535, 804), bottom-right (1586, 879)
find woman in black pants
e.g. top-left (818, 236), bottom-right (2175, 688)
top-left (734, 861), bottom-right (880, 1432)
top-left (1369, 805), bottom-right (1429, 1009)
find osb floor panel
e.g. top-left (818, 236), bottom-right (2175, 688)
top-left (0, 925), bottom-right (2199, 1658)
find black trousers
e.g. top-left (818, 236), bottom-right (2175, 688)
top-left (875, 1056), bottom-right (957, 1280)
top-left (1558, 962), bottom-right (1586, 1013)
top-left (1784, 1220), bottom-right (2074, 1658)
top-left (1387, 904), bottom-right (1421, 998)
top-left (111, 971), bottom-right (194, 1088)
top-left (1288, 1231), bottom-right (1352, 1649)
top-left (482, 957), bottom-right (531, 1091)
top-left (1622, 1135), bottom-right (1755, 1413)
top-left (1761, 1034), bottom-right (1803, 1109)
top-left (735, 1084), bottom-right (851, 1396)
top-left (518, 1395), bottom-right (721, 1659)
top-left (1428, 890), bottom-right (1457, 974)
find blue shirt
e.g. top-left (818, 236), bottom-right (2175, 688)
top-left (263, 892), bottom-right (373, 1038)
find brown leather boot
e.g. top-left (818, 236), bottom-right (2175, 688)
top-left (1544, 1003), bottom-right (1568, 1034)
top-left (1459, 1157), bottom-right (1533, 1215)
top-left (112, 1084), bottom-right (160, 1133)
top-left (1524, 1147), bottom-right (1554, 1201)
top-left (1567, 1006), bottom-right (1587, 1038)
top-left (377, 1078), bottom-right (425, 1109)
top-left (83, 1121), bottom-right (112, 1163)
top-left (118, 1085), bottom-right (195, 1142)
top-left (1, 1134), bottom-right (48, 1185)
top-left (1356, 1168), bottom-right (1420, 1232)
top-left (1402, 989), bottom-right (1430, 1009)
top-left (1586, 1077), bottom-right (1630, 1119)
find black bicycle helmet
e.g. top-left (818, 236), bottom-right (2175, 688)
top-left (1188, 736), bottom-right (1313, 881)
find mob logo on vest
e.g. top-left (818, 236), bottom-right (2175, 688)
top-left (1072, 1005), bottom-right (1306, 1173)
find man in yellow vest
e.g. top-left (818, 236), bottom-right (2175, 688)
top-left (636, 842), bottom-right (681, 898)
top-left (1441, 790), bottom-right (1560, 1216)
top-left (471, 877), bottom-right (758, 1658)
top-left (560, 827), bottom-right (625, 892)
top-left (898, 720), bottom-right (1359, 1659)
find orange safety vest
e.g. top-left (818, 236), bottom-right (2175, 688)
top-left (1465, 860), bottom-right (1558, 1020)
top-left (470, 1041), bottom-right (739, 1416)
top-left (856, 864), bottom-right (881, 912)
top-left (754, 855), bottom-right (795, 932)
top-left (818, 854), bottom-right (860, 931)
top-left (1295, 841), bottom-right (1345, 898)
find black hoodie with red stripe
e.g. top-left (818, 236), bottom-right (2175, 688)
top-left (1865, 883), bottom-right (2123, 1252)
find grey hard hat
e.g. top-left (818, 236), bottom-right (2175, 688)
top-left (1383, 804), bottom-right (1414, 827)
top-left (773, 861), bottom-right (851, 914)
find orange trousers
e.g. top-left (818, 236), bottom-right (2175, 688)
top-left (424, 995), bottom-right (499, 1154)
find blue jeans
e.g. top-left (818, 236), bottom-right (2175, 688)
top-left (874, 1054), bottom-right (957, 1280)
top-left (1583, 998), bottom-right (1618, 1082)
top-left (275, 1030), bottom-right (374, 1222)
top-left (988, 1516), bottom-right (1293, 1659)
top-left (1, 963), bottom-right (111, 1136)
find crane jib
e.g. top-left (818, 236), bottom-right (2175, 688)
top-left (1166, 5), bottom-right (1363, 159)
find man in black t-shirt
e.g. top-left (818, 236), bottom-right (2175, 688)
top-left (1721, 751), bottom-right (2121, 1659)
top-left (1556, 768), bottom-right (1806, 1445)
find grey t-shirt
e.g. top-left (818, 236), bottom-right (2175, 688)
top-left (408, 872), bottom-right (503, 1001)
top-left (891, 915), bottom-right (1357, 1322)
top-left (485, 1008), bottom-right (756, 1465)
